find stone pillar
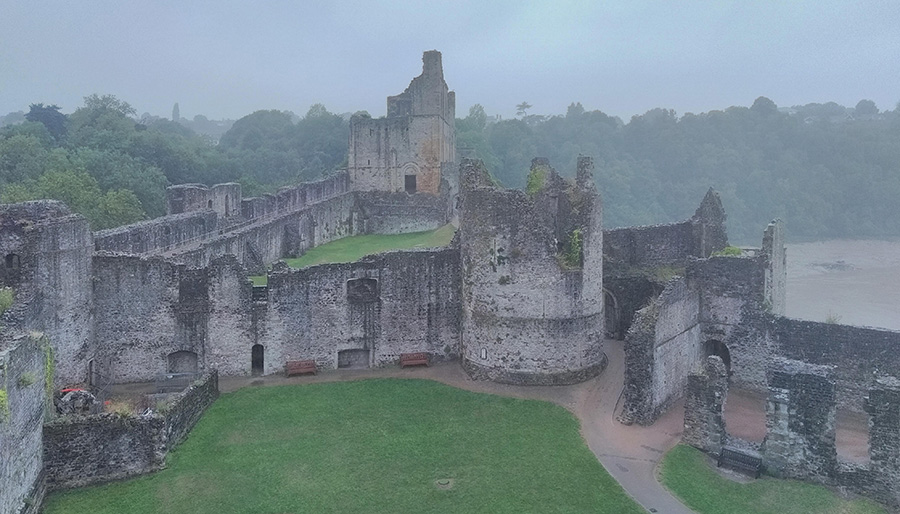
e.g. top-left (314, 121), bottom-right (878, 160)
top-left (683, 356), bottom-right (729, 454)
top-left (864, 376), bottom-right (900, 507)
top-left (763, 359), bottom-right (836, 481)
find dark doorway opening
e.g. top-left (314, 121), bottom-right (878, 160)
top-left (207, 199), bottom-right (213, 209)
top-left (5, 253), bottom-right (20, 270)
top-left (603, 289), bottom-right (620, 339)
top-left (167, 351), bottom-right (199, 374)
top-left (225, 194), bottom-right (230, 216)
top-left (404, 174), bottom-right (417, 194)
top-left (338, 349), bottom-right (370, 369)
top-left (251, 344), bottom-right (264, 376)
top-left (703, 340), bottom-right (731, 373)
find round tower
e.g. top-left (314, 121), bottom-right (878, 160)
top-left (458, 157), bottom-right (605, 385)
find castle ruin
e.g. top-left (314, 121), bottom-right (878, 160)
top-left (3, 50), bottom-right (900, 512)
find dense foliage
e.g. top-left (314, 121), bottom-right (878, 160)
top-left (2, 94), bottom-right (898, 242)
top-left (0, 96), bottom-right (348, 229)
top-left (459, 99), bottom-right (900, 243)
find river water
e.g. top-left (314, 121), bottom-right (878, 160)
top-left (786, 239), bottom-right (900, 331)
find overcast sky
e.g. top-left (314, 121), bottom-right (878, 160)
top-left (2, 1), bottom-right (898, 121)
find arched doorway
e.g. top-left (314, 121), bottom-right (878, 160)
top-left (251, 344), bottom-right (264, 376)
top-left (603, 289), bottom-right (620, 339)
top-left (167, 351), bottom-right (198, 374)
top-left (702, 340), bottom-right (731, 373)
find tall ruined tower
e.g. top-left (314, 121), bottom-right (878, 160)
top-left (458, 157), bottom-right (606, 385)
top-left (0, 201), bottom-right (94, 387)
top-left (348, 50), bottom-right (456, 196)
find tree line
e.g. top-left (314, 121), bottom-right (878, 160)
top-left (2, 94), bottom-right (898, 243)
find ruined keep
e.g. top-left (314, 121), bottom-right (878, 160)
top-left (348, 50), bottom-right (456, 197)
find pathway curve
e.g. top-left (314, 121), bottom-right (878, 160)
top-left (217, 339), bottom-right (694, 513)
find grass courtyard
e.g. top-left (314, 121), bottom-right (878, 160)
top-left (660, 444), bottom-right (886, 514)
top-left (44, 379), bottom-right (642, 514)
top-left (250, 224), bottom-right (456, 285)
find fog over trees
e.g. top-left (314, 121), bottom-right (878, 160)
top-left (1, 95), bottom-right (898, 243)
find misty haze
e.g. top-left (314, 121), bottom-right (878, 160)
top-left (2, 2), bottom-right (900, 514)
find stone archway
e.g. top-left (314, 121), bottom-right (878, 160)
top-left (167, 351), bottom-right (198, 374)
top-left (702, 340), bottom-right (731, 373)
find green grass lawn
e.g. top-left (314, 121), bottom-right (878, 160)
top-left (250, 224), bottom-right (456, 285)
top-left (660, 444), bottom-right (886, 514)
top-left (44, 379), bottom-right (642, 514)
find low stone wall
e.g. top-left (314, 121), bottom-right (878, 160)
top-left (354, 190), bottom-right (450, 234)
top-left (43, 370), bottom-right (218, 491)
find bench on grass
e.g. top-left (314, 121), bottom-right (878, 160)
top-left (285, 360), bottom-right (317, 376)
top-left (717, 446), bottom-right (762, 478)
top-left (400, 352), bottom-right (429, 368)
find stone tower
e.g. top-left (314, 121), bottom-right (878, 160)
top-left (348, 50), bottom-right (456, 196)
top-left (458, 157), bottom-right (606, 385)
top-left (0, 201), bottom-right (94, 387)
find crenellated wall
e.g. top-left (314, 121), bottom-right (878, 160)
top-left (93, 210), bottom-right (218, 254)
top-left (167, 182), bottom-right (242, 218)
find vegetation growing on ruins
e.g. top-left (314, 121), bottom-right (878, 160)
top-left (43, 379), bottom-right (642, 514)
top-left (712, 246), bottom-right (743, 257)
top-left (0, 286), bottom-right (12, 317)
top-left (287, 224), bottom-right (456, 268)
top-left (558, 228), bottom-right (583, 269)
top-left (250, 224), bottom-right (457, 284)
top-left (660, 445), bottom-right (885, 514)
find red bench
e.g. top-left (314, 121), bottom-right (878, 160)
top-left (400, 352), bottom-right (429, 368)
top-left (285, 360), bottom-right (317, 376)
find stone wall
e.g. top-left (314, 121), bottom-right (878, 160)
top-left (682, 356), bottom-right (728, 454)
top-left (93, 211), bottom-right (218, 254)
top-left (0, 334), bottom-right (48, 514)
top-left (43, 370), bottom-right (218, 491)
top-left (621, 276), bottom-right (701, 424)
top-left (240, 173), bottom-right (349, 220)
top-left (260, 248), bottom-right (460, 372)
top-left (763, 359), bottom-right (837, 481)
top-left (167, 182), bottom-right (241, 218)
top-left (775, 318), bottom-right (900, 412)
top-left (353, 189), bottom-right (451, 235)
top-left (92, 254), bottom-right (208, 383)
top-left (458, 158), bottom-right (605, 385)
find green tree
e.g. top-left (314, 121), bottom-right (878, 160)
top-left (516, 101), bottom-right (532, 117)
top-left (25, 103), bottom-right (67, 141)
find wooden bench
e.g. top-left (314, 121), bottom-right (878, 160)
top-left (400, 352), bottom-right (429, 368)
top-left (717, 447), bottom-right (762, 478)
top-left (285, 360), bottom-right (317, 376)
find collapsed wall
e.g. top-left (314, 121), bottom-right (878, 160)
top-left (458, 157), bottom-right (605, 385)
top-left (603, 189), bottom-right (727, 338)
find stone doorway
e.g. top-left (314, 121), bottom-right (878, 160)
top-left (338, 349), bottom-right (370, 369)
top-left (251, 344), bottom-right (264, 376)
top-left (703, 340), bottom-right (731, 373)
top-left (167, 351), bottom-right (198, 374)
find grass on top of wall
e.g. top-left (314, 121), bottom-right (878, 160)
top-left (660, 444), bottom-right (886, 514)
top-left (43, 379), bottom-right (642, 514)
top-left (249, 224), bottom-right (456, 285)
